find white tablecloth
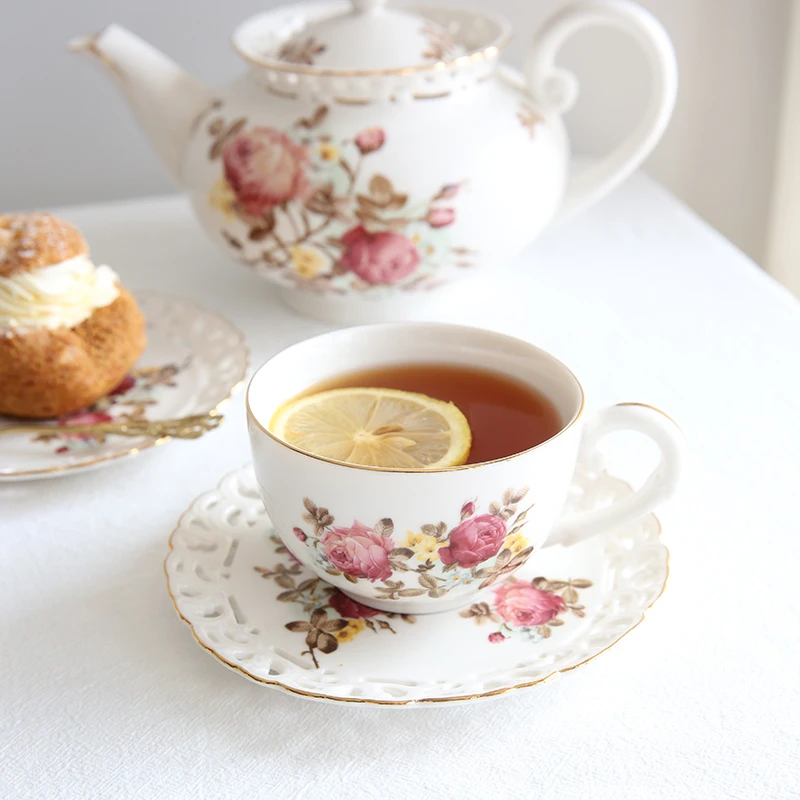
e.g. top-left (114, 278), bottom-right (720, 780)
top-left (3, 174), bottom-right (799, 799)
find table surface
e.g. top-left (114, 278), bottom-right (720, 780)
top-left (3, 174), bottom-right (799, 800)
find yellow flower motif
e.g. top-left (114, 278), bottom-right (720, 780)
top-left (411, 233), bottom-right (422, 244)
top-left (290, 245), bottom-right (327, 279)
top-left (318, 143), bottom-right (340, 162)
top-left (403, 531), bottom-right (442, 562)
top-left (208, 178), bottom-right (236, 219)
top-left (335, 619), bottom-right (365, 643)
top-left (504, 532), bottom-right (528, 555)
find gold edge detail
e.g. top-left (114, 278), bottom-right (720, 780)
top-left (615, 402), bottom-right (683, 432)
top-left (0, 292), bottom-right (250, 479)
top-left (163, 471), bottom-right (669, 706)
top-left (67, 27), bottom-right (125, 81)
top-left (262, 75), bottom-right (493, 105)
top-left (245, 340), bottom-right (586, 474)
top-left (231, 25), bottom-right (512, 77)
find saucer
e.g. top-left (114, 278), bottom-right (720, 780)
top-left (0, 292), bottom-right (248, 481)
top-left (165, 464), bottom-right (669, 705)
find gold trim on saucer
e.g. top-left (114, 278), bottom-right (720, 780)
top-left (163, 482), bottom-right (669, 706)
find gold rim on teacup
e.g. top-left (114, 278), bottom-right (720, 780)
top-left (245, 322), bottom-right (586, 473)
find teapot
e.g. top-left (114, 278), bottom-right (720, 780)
top-left (70, 0), bottom-right (676, 323)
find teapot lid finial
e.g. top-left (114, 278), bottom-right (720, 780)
top-left (232, 1), bottom-right (512, 100)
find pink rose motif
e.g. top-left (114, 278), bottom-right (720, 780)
top-left (438, 514), bottom-right (507, 569)
top-left (460, 501), bottom-right (476, 519)
top-left (293, 527), bottom-right (307, 543)
top-left (354, 127), bottom-right (386, 154)
top-left (223, 127), bottom-right (309, 217)
top-left (488, 632), bottom-right (506, 644)
top-left (321, 520), bottom-right (394, 582)
top-left (109, 374), bottom-right (136, 396)
top-left (493, 582), bottom-right (566, 628)
top-left (59, 411), bottom-right (113, 426)
top-left (329, 590), bottom-right (382, 619)
top-left (426, 207), bottom-right (456, 228)
top-left (339, 225), bottom-right (421, 285)
top-left (57, 410), bottom-right (114, 443)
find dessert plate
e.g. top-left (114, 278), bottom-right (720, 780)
top-left (165, 464), bottom-right (669, 705)
top-left (0, 291), bottom-right (248, 481)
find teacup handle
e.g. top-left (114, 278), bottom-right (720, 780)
top-left (547, 403), bottom-right (684, 547)
top-left (525, 0), bottom-right (678, 224)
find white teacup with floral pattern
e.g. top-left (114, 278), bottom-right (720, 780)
top-left (247, 323), bottom-right (683, 614)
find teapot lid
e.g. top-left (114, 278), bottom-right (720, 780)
top-left (233, 1), bottom-right (511, 79)
top-left (271, 0), bottom-right (464, 71)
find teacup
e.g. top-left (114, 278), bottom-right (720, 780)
top-left (247, 323), bottom-right (683, 614)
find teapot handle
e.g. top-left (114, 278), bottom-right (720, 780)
top-left (525, 0), bottom-right (677, 224)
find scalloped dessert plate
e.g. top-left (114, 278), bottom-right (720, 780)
top-left (165, 464), bottom-right (669, 705)
top-left (0, 291), bottom-right (248, 481)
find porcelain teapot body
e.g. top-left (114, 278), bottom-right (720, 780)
top-left (72, 0), bottom-right (676, 323)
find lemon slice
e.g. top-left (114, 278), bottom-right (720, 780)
top-left (270, 387), bottom-right (472, 469)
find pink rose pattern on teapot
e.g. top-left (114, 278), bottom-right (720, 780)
top-left (293, 488), bottom-right (534, 603)
top-left (204, 103), bottom-right (477, 294)
top-left (223, 127), bottom-right (310, 216)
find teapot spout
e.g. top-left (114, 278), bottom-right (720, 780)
top-left (69, 25), bottom-right (214, 185)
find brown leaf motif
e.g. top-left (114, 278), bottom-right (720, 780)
top-left (397, 588), bottom-right (426, 597)
top-left (206, 106), bottom-right (475, 289)
top-left (420, 23), bottom-right (458, 61)
top-left (369, 174), bottom-right (393, 203)
top-left (459, 602), bottom-right (500, 625)
top-left (421, 524), bottom-right (437, 536)
top-left (278, 37), bottom-right (327, 66)
top-left (221, 230), bottom-right (242, 250)
top-left (316, 632), bottom-right (339, 653)
top-left (297, 105), bottom-right (329, 129)
top-left (209, 118), bottom-right (246, 161)
top-left (256, 534), bottom-right (413, 666)
top-left (248, 209), bottom-right (276, 240)
top-left (562, 586), bottom-right (579, 604)
top-left (518, 103), bottom-right (543, 140)
top-left (418, 573), bottom-right (439, 590)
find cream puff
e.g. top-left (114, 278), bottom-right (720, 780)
top-left (0, 212), bottom-right (146, 418)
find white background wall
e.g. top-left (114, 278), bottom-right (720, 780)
top-left (0, 0), bottom-right (790, 263)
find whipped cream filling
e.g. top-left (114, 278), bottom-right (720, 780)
top-left (0, 254), bottom-right (120, 332)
